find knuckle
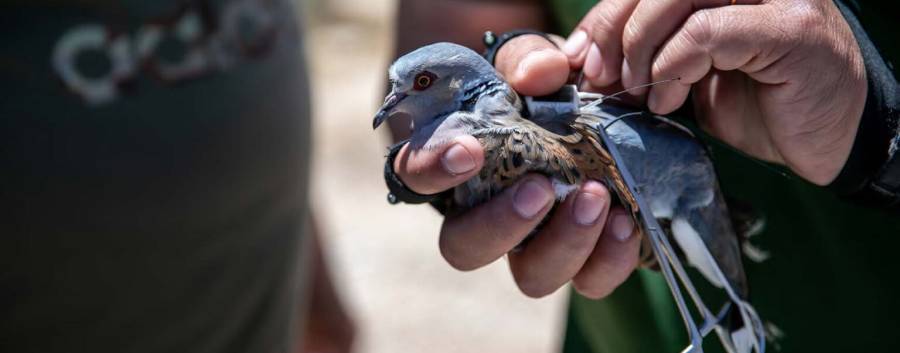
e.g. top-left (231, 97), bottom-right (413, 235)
top-left (621, 19), bottom-right (643, 60)
top-left (789, 4), bottom-right (825, 45)
top-left (584, 1), bottom-right (622, 45)
top-left (484, 200), bottom-right (522, 242)
top-left (528, 238), bottom-right (601, 288)
top-left (587, 7), bottom-right (618, 39)
top-left (790, 3), bottom-right (822, 31)
top-left (683, 9), bottom-right (718, 49)
top-left (652, 51), bottom-right (671, 78)
top-left (751, 6), bottom-right (800, 46)
top-left (591, 0), bottom-right (631, 29)
top-left (543, 209), bottom-right (605, 252)
top-left (559, 224), bottom-right (600, 253)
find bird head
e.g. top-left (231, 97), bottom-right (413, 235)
top-left (373, 42), bottom-right (499, 130)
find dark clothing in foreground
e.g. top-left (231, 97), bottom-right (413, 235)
top-left (1, 1), bottom-right (312, 352)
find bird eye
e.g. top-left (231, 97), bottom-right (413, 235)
top-left (413, 71), bottom-right (436, 91)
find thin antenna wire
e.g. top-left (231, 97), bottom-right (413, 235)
top-left (582, 77), bottom-right (681, 110)
top-left (583, 105), bottom-right (793, 180)
top-left (605, 77), bottom-right (681, 100)
top-left (603, 111), bottom-right (644, 130)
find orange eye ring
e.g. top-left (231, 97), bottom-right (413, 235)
top-left (417, 75), bottom-right (431, 87)
top-left (413, 71), bottom-right (436, 91)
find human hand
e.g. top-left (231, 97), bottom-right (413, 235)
top-left (562, 0), bottom-right (867, 185)
top-left (394, 129), bottom-right (640, 298)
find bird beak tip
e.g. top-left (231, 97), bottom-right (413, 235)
top-left (372, 111), bottom-right (387, 129)
top-left (372, 91), bottom-right (405, 130)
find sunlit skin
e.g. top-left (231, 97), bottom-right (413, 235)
top-left (390, 0), bottom-right (865, 299)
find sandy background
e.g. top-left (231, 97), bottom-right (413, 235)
top-left (301, 0), bottom-right (569, 352)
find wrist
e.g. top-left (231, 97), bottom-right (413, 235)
top-left (828, 0), bottom-right (900, 206)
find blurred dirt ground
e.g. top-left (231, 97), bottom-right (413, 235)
top-left (301, 1), bottom-right (568, 352)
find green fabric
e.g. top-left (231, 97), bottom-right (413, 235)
top-left (548, 0), bottom-right (595, 33)
top-left (551, 2), bottom-right (900, 352)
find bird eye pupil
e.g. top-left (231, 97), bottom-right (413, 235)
top-left (413, 73), bottom-right (434, 91)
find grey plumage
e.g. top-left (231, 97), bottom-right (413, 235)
top-left (374, 43), bottom-right (505, 151)
top-left (591, 108), bottom-right (748, 295)
top-left (374, 42), bottom-right (765, 353)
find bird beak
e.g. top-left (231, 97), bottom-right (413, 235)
top-left (373, 91), bottom-right (407, 129)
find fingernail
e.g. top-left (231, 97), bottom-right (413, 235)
top-left (513, 180), bottom-right (552, 219)
top-left (573, 190), bottom-right (607, 226)
top-left (610, 213), bottom-right (634, 242)
top-left (441, 144), bottom-right (476, 175)
top-left (583, 43), bottom-right (603, 79)
top-left (562, 30), bottom-right (589, 58)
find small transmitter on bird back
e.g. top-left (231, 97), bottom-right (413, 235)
top-left (524, 84), bottom-right (579, 122)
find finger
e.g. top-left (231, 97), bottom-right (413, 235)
top-left (571, 207), bottom-right (641, 299)
top-left (572, 0), bottom-right (639, 87)
top-left (621, 0), bottom-right (739, 96)
top-left (439, 175), bottom-right (555, 271)
top-left (394, 135), bottom-right (485, 195)
top-left (561, 29), bottom-right (590, 68)
top-left (507, 180), bottom-right (611, 298)
top-left (695, 70), bottom-right (787, 166)
top-left (495, 34), bottom-right (569, 96)
top-left (647, 4), bottom-right (788, 114)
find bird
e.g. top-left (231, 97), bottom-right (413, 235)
top-left (373, 42), bottom-right (765, 353)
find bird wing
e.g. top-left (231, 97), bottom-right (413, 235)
top-left (466, 102), bottom-right (642, 215)
top-left (568, 115), bottom-right (664, 266)
top-left (568, 118), bottom-right (639, 214)
top-left (467, 112), bottom-right (642, 213)
top-left (472, 121), bottom-right (581, 190)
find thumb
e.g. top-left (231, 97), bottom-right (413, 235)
top-left (394, 135), bottom-right (485, 195)
top-left (495, 34), bottom-right (569, 96)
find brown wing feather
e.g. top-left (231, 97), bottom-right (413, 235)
top-left (475, 122), bottom-right (581, 189)
top-left (463, 116), bottom-right (655, 266)
top-left (569, 122), bottom-right (639, 213)
top-left (570, 120), bottom-right (656, 266)
top-left (468, 117), bottom-right (637, 209)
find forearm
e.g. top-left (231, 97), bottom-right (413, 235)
top-left (298, 214), bottom-right (354, 353)
top-left (390, 0), bottom-right (551, 141)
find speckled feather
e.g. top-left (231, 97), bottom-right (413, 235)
top-left (377, 43), bottom-right (765, 352)
top-left (379, 42), bottom-right (748, 296)
top-left (462, 114), bottom-right (636, 207)
top-left (443, 89), bottom-right (654, 258)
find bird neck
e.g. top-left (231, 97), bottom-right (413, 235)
top-left (407, 78), bottom-right (510, 151)
top-left (460, 78), bottom-right (507, 110)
